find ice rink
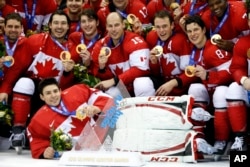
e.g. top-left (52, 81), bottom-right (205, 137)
top-left (0, 149), bottom-right (230, 167)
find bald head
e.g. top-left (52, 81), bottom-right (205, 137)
top-left (106, 12), bottom-right (123, 25)
top-left (106, 12), bottom-right (125, 45)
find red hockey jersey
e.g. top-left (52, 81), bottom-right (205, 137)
top-left (27, 84), bottom-right (113, 158)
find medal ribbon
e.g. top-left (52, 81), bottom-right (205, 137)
top-left (4, 36), bottom-right (18, 56)
top-left (189, 0), bottom-right (208, 15)
top-left (80, 33), bottom-right (100, 49)
top-left (50, 100), bottom-right (76, 116)
top-left (157, 39), bottom-right (165, 47)
top-left (24, 0), bottom-right (37, 29)
top-left (51, 36), bottom-right (68, 51)
top-left (156, 31), bottom-right (174, 47)
top-left (210, 4), bottom-right (229, 37)
top-left (188, 47), bottom-right (203, 66)
top-left (115, 9), bottom-right (128, 19)
top-left (76, 21), bottom-right (80, 32)
top-left (107, 34), bottom-right (124, 48)
top-left (247, 91), bottom-right (250, 103)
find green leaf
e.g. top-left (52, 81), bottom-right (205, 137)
top-left (0, 103), bottom-right (13, 126)
top-left (73, 64), bottom-right (100, 87)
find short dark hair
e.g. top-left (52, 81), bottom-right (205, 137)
top-left (80, 8), bottom-right (99, 21)
top-left (38, 78), bottom-right (60, 95)
top-left (48, 10), bottom-right (71, 34)
top-left (153, 10), bottom-right (174, 25)
top-left (4, 12), bottom-right (22, 25)
top-left (184, 14), bottom-right (206, 31)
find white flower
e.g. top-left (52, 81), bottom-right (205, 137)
top-left (59, 134), bottom-right (69, 141)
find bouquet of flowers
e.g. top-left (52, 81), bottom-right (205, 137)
top-left (73, 64), bottom-right (100, 87)
top-left (50, 128), bottom-right (73, 156)
top-left (0, 102), bottom-right (13, 126)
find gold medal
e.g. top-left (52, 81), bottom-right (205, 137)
top-left (100, 47), bottom-right (111, 57)
top-left (153, 45), bottom-right (163, 57)
top-left (76, 44), bottom-right (87, 54)
top-left (76, 107), bottom-right (86, 121)
top-left (170, 2), bottom-right (180, 11)
top-left (127, 14), bottom-right (137, 25)
top-left (247, 48), bottom-right (250, 59)
top-left (185, 65), bottom-right (196, 77)
top-left (60, 51), bottom-right (71, 61)
top-left (3, 56), bottom-right (15, 67)
top-left (210, 34), bottom-right (222, 45)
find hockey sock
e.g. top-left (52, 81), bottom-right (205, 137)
top-left (12, 93), bottom-right (31, 126)
top-left (227, 101), bottom-right (247, 132)
top-left (214, 108), bottom-right (230, 141)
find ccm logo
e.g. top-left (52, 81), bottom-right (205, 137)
top-left (150, 156), bottom-right (179, 162)
top-left (148, 96), bottom-right (176, 102)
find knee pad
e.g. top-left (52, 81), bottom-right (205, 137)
top-left (213, 86), bottom-right (228, 108)
top-left (188, 83), bottom-right (210, 104)
top-left (13, 77), bottom-right (35, 95)
top-left (225, 82), bottom-right (248, 103)
top-left (133, 77), bottom-right (155, 96)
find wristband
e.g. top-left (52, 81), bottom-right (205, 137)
top-left (113, 76), bottom-right (119, 86)
top-left (175, 77), bottom-right (183, 88)
top-left (206, 72), bottom-right (209, 80)
top-left (240, 76), bottom-right (248, 85)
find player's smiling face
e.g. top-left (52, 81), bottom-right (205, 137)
top-left (207, 0), bottom-right (228, 18)
top-left (49, 14), bottom-right (69, 42)
top-left (106, 13), bottom-right (125, 45)
top-left (154, 17), bottom-right (174, 41)
top-left (40, 85), bottom-right (61, 107)
top-left (66, 0), bottom-right (83, 14)
top-left (80, 15), bottom-right (98, 39)
top-left (4, 19), bottom-right (23, 42)
top-left (186, 22), bottom-right (206, 48)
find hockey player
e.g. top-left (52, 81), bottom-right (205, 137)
top-left (27, 78), bottom-right (113, 159)
top-left (2, 10), bottom-right (78, 154)
top-left (68, 8), bottom-right (101, 72)
top-left (201, 0), bottom-right (250, 52)
top-left (97, 0), bottom-right (150, 36)
top-left (156, 15), bottom-right (234, 157)
top-left (0, 13), bottom-right (26, 150)
top-left (145, 10), bottom-right (191, 96)
top-left (214, 8), bottom-right (250, 154)
top-left (92, 12), bottom-right (151, 97)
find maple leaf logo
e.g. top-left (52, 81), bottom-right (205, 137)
top-left (113, 65), bottom-right (123, 75)
top-left (162, 61), bottom-right (176, 76)
top-left (68, 117), bottom-right (81, 135)
top-left (35, 59), bottom-right (60, 78)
